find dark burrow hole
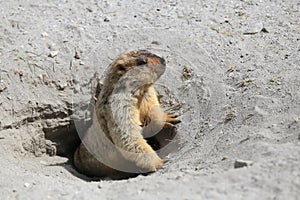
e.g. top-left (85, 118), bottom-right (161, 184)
top-left (43, 120), bottom-right (81, 158)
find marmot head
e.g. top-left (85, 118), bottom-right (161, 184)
top-left (99, 50), bottom-right (166, 101)
top-left (107, 50), bottom-right (166, 82)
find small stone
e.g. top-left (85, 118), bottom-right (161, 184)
top-left (169, 1), bottom-right (177, 6)
top-left (234, 159), bottom-right (253, 168)
top-left (48, 51), bottom-right (59, 58)
top-left (41, 32), bottom-right (49, 37)
top-left (74, 50), bottom-right (80, 59)
top-left (221, 157), bottom-right (228, 161)
top-left (45, 140), bottom-right (57, 156)
top-left (104, 17), bottom-right (110, 22)
top-left (261, 27), bottom-right (269, 33)
top-left (24, 183), bottom-right (30, 188)
top-left (0, 84), bottom-right (7, 92)
top-left (227, 66), bottom-right (235, 72)
top-left (79, 61), bottom-right (85, 65)
top-left (182, 67), bottom-right (193, 79)
top-left (243, 22), bottom-right (264, 35)
top-left (151, 41), bottom-right (160, 45)
top-left (238, 11), bottom-right (244, 17)
top-left (56, 81), bottom-right (68, 91)
top-left (86, 7), bottom-right (93, 12)
top-left (42, 73), bottom-right (49, 84)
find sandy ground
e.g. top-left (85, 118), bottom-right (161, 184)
top-left (0, 0), bottom-right (300, 199)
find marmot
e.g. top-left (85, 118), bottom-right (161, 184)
top-left (74, 50), bottom-right (180, 179)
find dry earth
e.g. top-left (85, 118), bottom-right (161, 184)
top-left (0, 0), bottom-right (299, 199)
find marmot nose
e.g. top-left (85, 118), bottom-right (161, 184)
top-left (149, 56), bottom-right (166, 77)
top-left (149, 62), bottom-right (166, 77)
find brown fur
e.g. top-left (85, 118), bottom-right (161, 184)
top-left (73, 50), bottom-right (180, 179)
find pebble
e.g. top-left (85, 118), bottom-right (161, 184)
top-left (245, 22), bottom-right (263, 33)
top-left (74, 51), bottom-right (80, 59)
top-left (41, 32), bottom-right (49, 37)
top-left (24, 183), bottom-right (30, 188)
top-left (42, 73), bottom-right (49, 83)
top-left (0, 85), bottom-right (7, 92)
top-left (243, 22), bottom-right (268, 35)
top-left (234, 159), bottom-right (254, 168)
top-left (57, 82), bottom-right (67, 90)
top-left (48, 51), bottom-right (59, 58)
top-left (169, 0), bottom-right (177, 6)
top-left (151, 41), bottom-right (160, 45)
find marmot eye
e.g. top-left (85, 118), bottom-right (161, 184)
top-left (117, 64), bottom-right (126, 71)
top-left (137, 58), bottom-right (147, 66)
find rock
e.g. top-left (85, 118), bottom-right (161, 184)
top-left (182, 67), bottom-right (193, 79)
top-left (24, 183), bottom-right (30, 188)
top-left (42, 73), bottom-right (49, 84)
top-left (74, 50), bottom-right (80, 59)
top-left (41, 32), bottom-right (49, 37)
top-left (234, 159), bottom-right (254, 168)
top-left (243, 22), bottom-right (269, 35)
top-left (261, 27), bottom-right (269, 33)
top-left (48, 51), bottom-right (59, 58)
top-left (151, 41), bottom-right (160, 45)
top-left (169, 0), bottom-right (178, 6)
top-left (86, 7), bottom-right (93, 12)
top-left (45, 140), bottom-right (57, 156)
top-left (22, 133), bottom-right (46, 157)
top-left (0, 84), bottom-right (7, 92)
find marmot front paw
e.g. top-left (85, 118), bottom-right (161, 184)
top-left (136, 152), bottom-right (164, 172)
